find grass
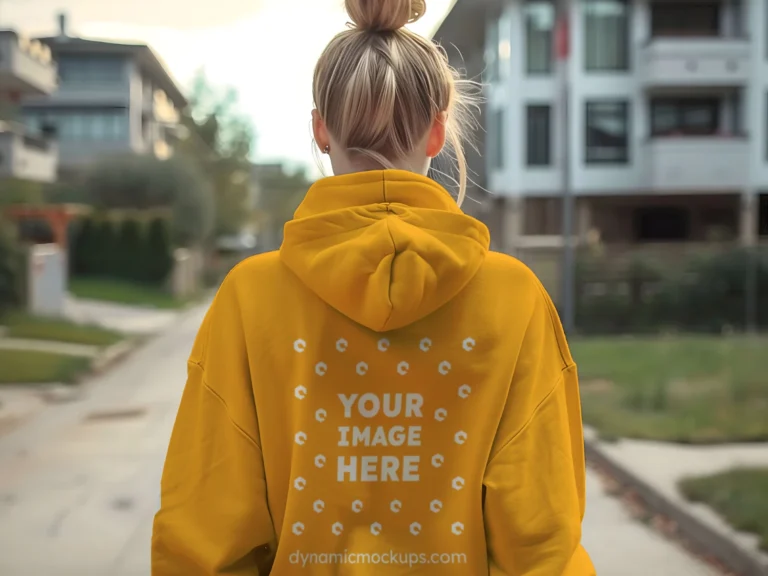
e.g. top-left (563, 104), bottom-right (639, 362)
top-left (0, 349), bottom-right (92, 384)
top-left (3, 312), bottom-right (123, 347)
top-left (680, 468), bottom-right (768, 551)
top-left (571, 336), bottom-right (768, 443)
top-left (69, 278), bottom-right (189, 309)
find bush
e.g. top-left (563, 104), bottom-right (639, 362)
top-left (91, 219), bottom-right (118, 278)
top-left (113, 218), bottom-right (144, 281)
top-left (0, 217), bottom-right (21, 313)
top-left (576, 248), bottom-right (768, 335)
top-left (143, 218), bottom-right (174, 285)
top-left (84, 155), bottom-right (214, 247)
top-left (71, 217), bottom-right (96, 276)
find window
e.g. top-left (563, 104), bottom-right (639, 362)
top-left (585, 101), bottom-right (629, 164)
top-left (650, 2), bottom-right (720, 37)
top-left (584, 0), bottom-right (629, 71)
top-left (485, 19), bottom-right (500, 82)
top-left (526, 104), bottom-right (552, 166)
top-left (58, 55), bottom-right (125, 85)
top-left (525, 1), bottom-right (554, 74)
top-left (633, 207), bottom-right (690, 242)
top-left (25, 109), bottom-right (129, 142)
top-left (651, 98), bottom-right (720, 136)
top-left (489, 109), bottom-right (505, 170)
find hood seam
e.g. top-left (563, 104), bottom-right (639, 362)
top-left (382, 172), bottom-right (396, 331)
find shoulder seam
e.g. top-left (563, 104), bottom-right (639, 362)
top-left (486, 369), bottom-right (566, 465)
top-left (533, 277), bottom-right (571, 370)
top-left (189, 361), bottom-right (262, 451)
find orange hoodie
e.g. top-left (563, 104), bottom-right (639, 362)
top-left (152, 170), bottom-right (595, 575)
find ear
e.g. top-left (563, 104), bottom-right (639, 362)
top-left (426, 111), bottom-right (448, 158)
top-left (312, 109), bottom-right (329, 152)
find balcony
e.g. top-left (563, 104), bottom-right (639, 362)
top-left (0, 30), bottom-right (58, 96)
top-left (638, 37), bottom-right (750, 87)
top-left (644, 136), bottom-right (747, 191)
top-left (0, 122), bottom-right (58, 183)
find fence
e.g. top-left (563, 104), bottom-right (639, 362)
top-left (519, 242), bottom-right (768, 335)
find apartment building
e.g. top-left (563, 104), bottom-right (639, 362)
top-left (21, 14), bottom-right (187, 179)
top-left (436, 0), bottom-right (768, 264)
top-left (0, 29), bottom-right (58, 183)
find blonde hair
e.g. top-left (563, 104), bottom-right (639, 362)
top-left (313, 0), bottom-right (479, 205)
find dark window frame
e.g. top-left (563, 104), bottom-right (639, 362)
top-left (650, 1), bottom-right (721, 38)
top-left (525, 104), bottom-right (552, 167)
top-left (650, 97), bottom-right (721, 137)
top-left (585, 100), bottom-right (630, 165)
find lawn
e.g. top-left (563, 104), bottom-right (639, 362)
top-left (2, 312), bottom-right (123, 347)
top-left (680, 468), bottom-right (768, 551)
top-left (571, 336), bottom-right (768, 443)
top-left (69, 278), bottom-right (188, 309)
top-left (0, 349), bottom-right (92, 384)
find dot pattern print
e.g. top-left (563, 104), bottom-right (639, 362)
top-left (289, 335), bottom-right (478, 541)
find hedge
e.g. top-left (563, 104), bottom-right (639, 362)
top-left (70, 215), bottom-right (174, 286)
top-left (575, 247), bottom-right (768, 334)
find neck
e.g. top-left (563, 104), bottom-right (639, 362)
top-left (329, 152), bottom-right (430, 177)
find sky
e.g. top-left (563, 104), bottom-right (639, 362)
top-left (2, 0), bottom-right (455, 177)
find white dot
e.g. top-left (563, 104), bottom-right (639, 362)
top-left (293, 339), bottom-right (306, 353)
top-left (352, 500), bottom-right (363, 513)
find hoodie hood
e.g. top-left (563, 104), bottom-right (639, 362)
top-left (280, 170), bottom-right (490, 332)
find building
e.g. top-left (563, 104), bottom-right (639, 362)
top-left (21, 14), bottom-right (187, 179)
top-left (0, 29), bottom-right (58, 183)
top-left (435, 0), bottom-right (768, 296)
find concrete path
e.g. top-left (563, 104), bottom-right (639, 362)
top-left (588, 428), bottom-right (768, 568)
top-left (63, 296), bottom-right (179, 336)
top-left (0, 338), bottom-right (100, 357)
top-left (0, 304), bottom-right (719, 575)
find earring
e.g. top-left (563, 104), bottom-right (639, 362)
top-left (323, 145), bottom-right (330, 154)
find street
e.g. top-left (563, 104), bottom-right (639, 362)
top-left (0, 304), bottom-right (717, 576)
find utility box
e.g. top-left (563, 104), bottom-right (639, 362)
top-left (27, 243), bottom-right (66, 317)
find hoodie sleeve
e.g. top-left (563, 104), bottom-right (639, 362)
top-left (484, 282), bottom-right (595, 576)
top-left (152, 276), bottom-right (276, 576)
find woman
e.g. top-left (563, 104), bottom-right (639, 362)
top-left (152, 0), bottom-right (595, 574)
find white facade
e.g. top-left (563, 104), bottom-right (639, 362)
top-left (484, 0), bottom-right (767, 201)
top-left (0, 30), bottom-right (58, 183)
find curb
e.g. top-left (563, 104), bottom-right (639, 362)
top-left (90, 338), bottom-right (143, 376)
top-left (584, 438), bottom-right (768, 576)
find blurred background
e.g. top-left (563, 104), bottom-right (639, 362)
top-left (0, 0), bottom-right (766, 575)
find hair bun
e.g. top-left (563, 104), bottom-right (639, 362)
top-left (345, 0), bottom-right (427, 32)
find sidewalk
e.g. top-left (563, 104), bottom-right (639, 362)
top-left (0, 338), bottom-right (100, 358)
top-left (0, 304), bottom-right (207, 576)
top-left (586, 427), bottom-right (768, 575)
top-left (63, 296), bottom-right (180, 336)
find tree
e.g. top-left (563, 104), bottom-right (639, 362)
top-left (84, 154), bottom-right (215, 247)
top-left (253, 165), bottom-right (313, 251)
top-left (178, 70), bottom-right (256, 238)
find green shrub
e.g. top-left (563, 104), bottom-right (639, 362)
top-left (575, 248), bottom-right (768, 335)
top-left (0, 217), bottom-right (21, 313)
top-left (92, 218), bottom-right (118, 278)
top-left (143, 218), bottom-right (174, 285)
top-left (113, 218), bottom-right (143, 281)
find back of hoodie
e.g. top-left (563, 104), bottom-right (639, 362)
top-left (152, 170), bottom-right (595, 575)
